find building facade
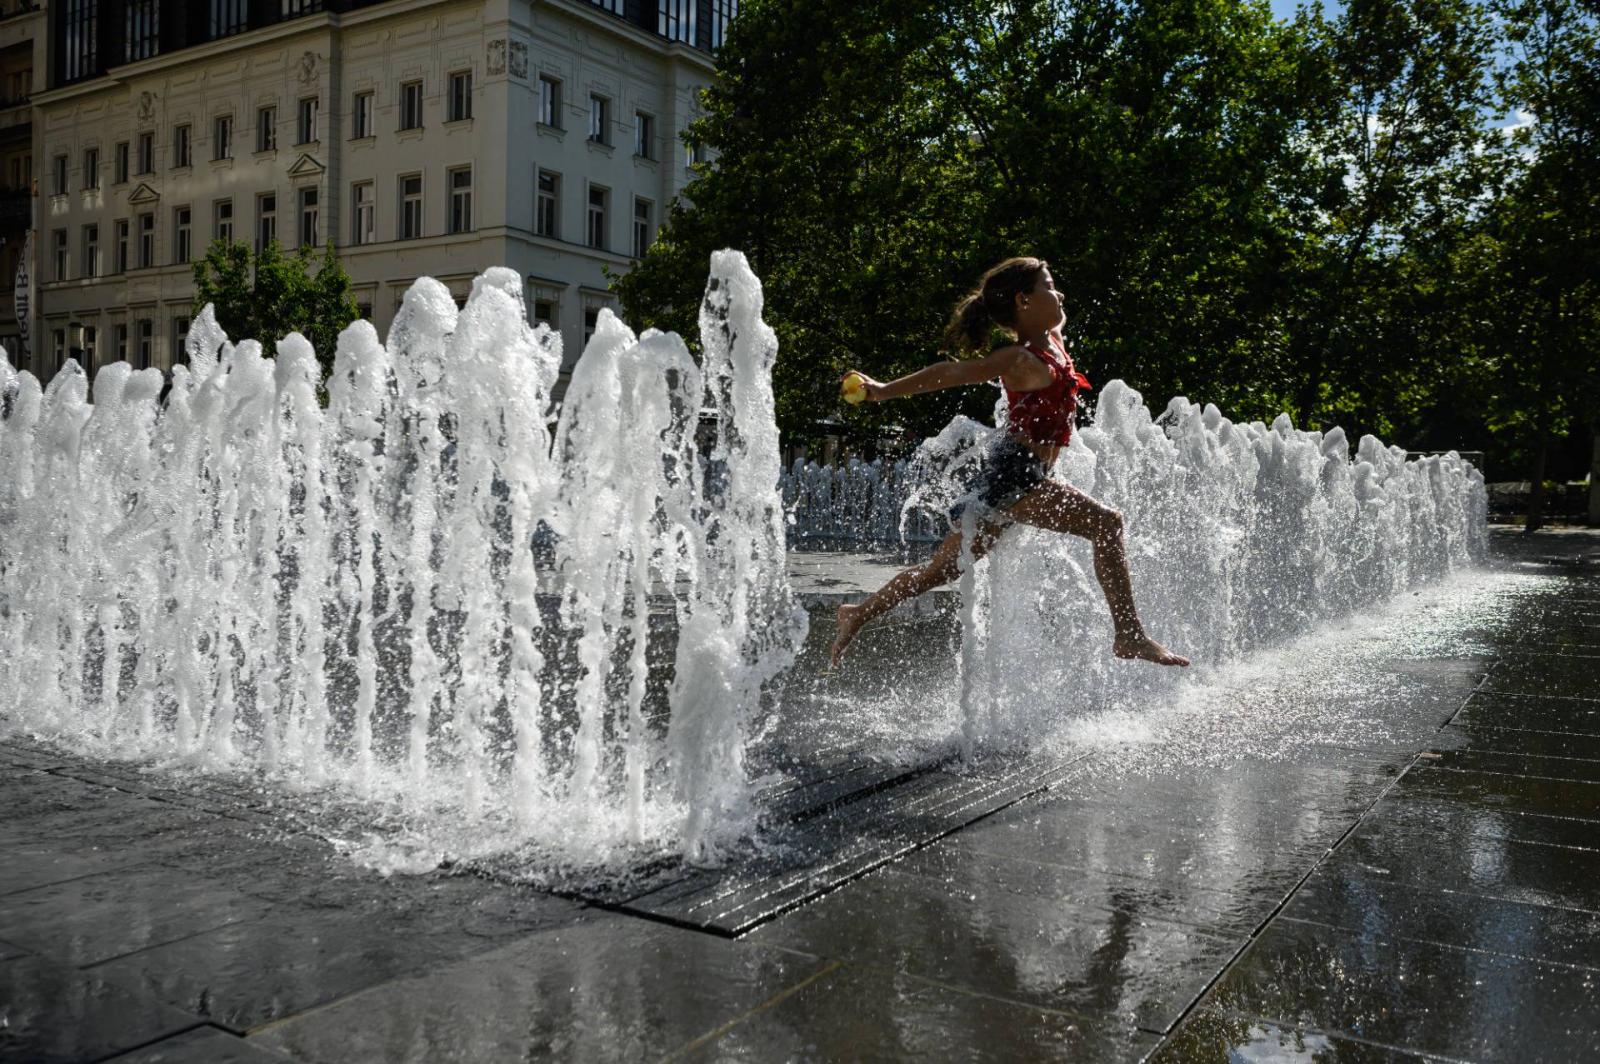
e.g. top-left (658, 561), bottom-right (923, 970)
top-left (15, 0), bottom-right (733, 389)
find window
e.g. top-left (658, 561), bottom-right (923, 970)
top-left (256, 192), bottom-right (276, 251)
top-left (632, 198), bottom-right (652, 258)
top-left (82, 224), bottom-right (99, 278)
top-left (83, 326), bottom-right (98, 372)
top-left (711, 0), bottom-right (737, 48)
top-left (400, 81), bottom-right (423, 131)
top-left (297, 97), bottom-right (318, 144)
top-left (257, 106), bottom-right (276, 152)
top-left (173, 205), bottom-right (191, 264)
top-left (448, 167), bottom-right (472, 233)
top-left (115, 219), bottom-right (130, 273)
top-left (588, 95), bottom-right (609, 144)
top-left (173, 124), bottom-right (191, 168)
top-left (213, 115), bottom-right (233, 160)
top-left (298, 187), bottom-right (318, 247)
top-left (137, 131), bottom-right (154, 175)
top-left (173, 317), bottom-right (190, 362)
top-left (659, 0), bottom-right (695, 43)
top-left (584, 306), bottom-right (600, 346)
top-left (52, 329), bottom-right (65, 370)
top-left (538, 76), bottom-right (561, 128)
top-left (214, 198), bottom-right (233, 243)
top-left (400, 174), bottom-right (423, 238)
top-left (351, 182), bottom-right (373, 245)
top-left (587, 185), bottom-right (608, 249)
top-left (52, 154), bottom-right (67, 195)
top-left (449, 71), bottom-right (472, 122)
top-left (687, 137), bottom-right (704, 167)
top-left (115, 141), bottom-right (129, 183)
top-left (137, 212), bottom-right (154, 267)
top-left (532, 290), bottom-right (558, 329)
top-left (634, 113), bottom-right (654, 159)
top-left (211, 0), bottom-right (247, 37)
top-left (63, 0), bottom-right (97, 81)
top-left (536, 171), bottom-right (559, 238)
top-left (83, 148), bottom-right (98, 190)
top-left (137, 319), bottom-right (153, 369)
top-left (115, 323), bottom-right (128, 362)
top-left (125, 0), bottom-right (158, 61)
top-left (353, 91), bottom-right (374, 138)
top-left (590, 0), bottom-right (622, 12)
top-left (52, 229), bottom-right (67, 280)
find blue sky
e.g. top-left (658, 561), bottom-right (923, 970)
top-left (1268, 0), bottom-right (1347, 20)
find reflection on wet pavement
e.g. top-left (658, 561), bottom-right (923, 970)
top-left (1152, 530), bottom-right (1600, 1062)
top-left (3, 528), bottom-right (1599, 1061)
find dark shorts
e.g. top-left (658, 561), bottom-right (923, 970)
top-left (947, 434), bottom-right (1048, 526)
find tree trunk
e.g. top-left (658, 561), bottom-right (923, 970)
top-left (1525, 432), bottom-right (1550, 535)
top-left (1589, 430), bottom-right (1600, 528)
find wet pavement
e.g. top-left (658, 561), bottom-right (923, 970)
top-left (2, 527), bottom-right (1598, 1062)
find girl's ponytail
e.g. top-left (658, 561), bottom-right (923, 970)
top-left (941, 256), bottom-right (1049, 357)
top-left (943, 293), bottom-right (993, 355)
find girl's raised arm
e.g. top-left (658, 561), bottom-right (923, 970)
top-left (847, 346), bottom-right (1023, 403)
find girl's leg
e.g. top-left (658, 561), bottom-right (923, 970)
top-left (830, 519), bottom-right (1005, 666)
top-left (1005, 481), bottom-right (1189, 666)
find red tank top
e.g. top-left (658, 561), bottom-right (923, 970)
top-left (1003, 335), bottom-right (1091, 445)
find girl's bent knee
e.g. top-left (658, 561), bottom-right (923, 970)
top-left (1095, 507), bottom-right (1124, 542)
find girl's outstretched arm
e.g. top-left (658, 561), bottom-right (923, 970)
top-left (847, 347), bottom-right (1025, 402)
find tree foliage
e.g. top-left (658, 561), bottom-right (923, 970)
top-left (190, 238), bottom-right (361, 381)
top-left (618, 0), bottom-right (1599, 491)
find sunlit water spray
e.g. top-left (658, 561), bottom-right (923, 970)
top-left (809, 382), bottom-right (1488, 762)
top-left (0, 252), bottom-right (801, 869)
top-left (0, 251), bottom-right (1487, 876)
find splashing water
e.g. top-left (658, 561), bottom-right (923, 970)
top-left (0, 252), bottom-right (802, 869)
top-left (895, 382), bottom-right (1487, 754)
top-left (0, 249), bottom-right (1488, 875)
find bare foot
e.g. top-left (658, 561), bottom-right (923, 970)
top-left (1113, 632), bottom-right (1190, 667)
top-left (830, 603), bottom-right (867, 668)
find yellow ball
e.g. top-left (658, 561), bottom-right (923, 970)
top-left (841, 372), bottom-right (867, 405)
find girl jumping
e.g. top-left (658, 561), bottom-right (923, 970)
top-left (830, 256), bottom-right (1189, 669)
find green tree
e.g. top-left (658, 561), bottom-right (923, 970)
top-left (1467, 0), bottom-right (1600, 528)
top-left (190, 237), bottom-right (360, 381)
top-left (1262, 0), bottom-right (1501, 437)
top-left (617, 0), bottom-right (1362, 444)
top-left (616, 0), bottom-right (993, 446)
top-left (617, 0), bottom-right (1592, 505)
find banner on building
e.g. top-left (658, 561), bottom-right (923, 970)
top-left (14, 228), bottom-right (30, 361)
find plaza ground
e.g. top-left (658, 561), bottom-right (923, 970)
top-left (2, 528), bottom-right (1597, 1062)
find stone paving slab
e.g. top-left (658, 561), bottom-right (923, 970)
top-left (0, 863), bottom-right (275, 968)
top-left (1452, 689), bottom-right (1600, 735)
top-left (745, 855), bottom-right (1241, 1036)
top-left (0, 952), bottom-right (203, 1063)
top-left (88, 886), bottom-right (587, 1033)
top-left (250, 913), bottom-right (833, 1062)
top-left (1284, 867), bottom-right (1600, 970)
top-left (1150, 1005), bottom-right (1469, 1062)
top-left (1185, 916), bottom-right (1600, 1063)
top-left (681, 960), bottom-right (1163, 1062)
top-left (105, 1027), bottom-right (294, 1063)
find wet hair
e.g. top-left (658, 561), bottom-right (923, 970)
top-left (942, 256), bottom-right (1049, 355)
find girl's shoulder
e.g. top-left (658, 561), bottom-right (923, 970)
top-left (977, 342), bottom-right (1029, 367)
